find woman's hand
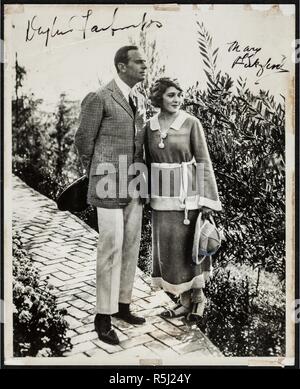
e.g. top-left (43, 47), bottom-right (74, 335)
top-left (143, 197), bottom-right (151, 210)
top-left (201, 206), bottom-right (213, 218)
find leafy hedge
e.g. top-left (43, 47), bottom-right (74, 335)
top-left (200, 265), bottom-right (285, 356)
top-left (12, 70), bottom-right (81, 202)
top-left (183, 22), bottom-right (285, 281)
top-left (138, 208), bottom-right (152, 274)
top-left (13, 232), bottom-right (72, 357)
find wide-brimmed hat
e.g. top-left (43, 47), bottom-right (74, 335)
top-left (56, 175), bottom-right (89, 212)
top-left (192, 212), bottom-right (222, 265)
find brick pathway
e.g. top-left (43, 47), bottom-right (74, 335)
top-left (12, 175), bottom-right (222, 364)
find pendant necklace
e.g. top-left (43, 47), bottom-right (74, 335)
top-left (158, 131), bottom-right (168, 149)
top-left (157, 113), bottom-right (178, 149)
top-left (158, 115), bottom-right (172, 149)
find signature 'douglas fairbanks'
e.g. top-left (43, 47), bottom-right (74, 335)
top-left (25, 8), bottom-right (163, 47)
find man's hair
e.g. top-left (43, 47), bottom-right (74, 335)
top-left (149, 77), bottom-right (183, 108)
top-left (114, 45), bottom-right (139, 73)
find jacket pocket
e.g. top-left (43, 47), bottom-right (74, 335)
top-left (89, 172), bottom-right (117, 200)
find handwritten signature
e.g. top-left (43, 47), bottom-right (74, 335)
top-left (25, 8), bottom-right (163, 47)
top-left (227, 40), bottom-right (289, 83)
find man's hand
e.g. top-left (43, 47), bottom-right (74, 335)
top-left (81, 155), bottom-right (91, 177)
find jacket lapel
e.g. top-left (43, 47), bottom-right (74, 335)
top-left (108, 80), bottom-right (134, 119)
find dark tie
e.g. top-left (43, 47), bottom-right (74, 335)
top-left (129, 95), bottom-right (137, 115)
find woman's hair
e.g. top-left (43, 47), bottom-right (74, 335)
top-left (149, 77), bottom-right (183, 108)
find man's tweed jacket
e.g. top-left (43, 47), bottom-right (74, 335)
top-left (75, 80), bottom-right (145, 208)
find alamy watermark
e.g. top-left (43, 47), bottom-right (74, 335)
top-left (93, 155), bottom-right (206, 199)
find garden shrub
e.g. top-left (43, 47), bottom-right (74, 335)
top-left (13, 232), bottom-right (72, 357)
top-left (183, 22), bottom-right (285, 281)
top-left (200, 265), bottom-right (285, 356)
top-left (138, 208), bottom-right (152, 275)
top-left (12, 61), bottom-right (81, 202)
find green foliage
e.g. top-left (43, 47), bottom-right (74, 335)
top-left (130, 30), bottom-right (165, 119)
top-left (51, 93), bottom-right (80, 179)
top-left (200, 266), bottom-right (285, 356)
top-left (196, 21), bottom-right (219, 84)
top-left (173, 21), bottom-right (287, 357)
top-left (13, 232), bottom-right (72, 357)
top-left (138, 208), bottom-right (152, 274)
top-left (183, 22), bottom-right (285, 281)
top-left (130, 30), bottom-right (165, 93)
top-left (73, 206), bottom-right (99, 232)
top-left (12, 56), bottom-right (81, 201)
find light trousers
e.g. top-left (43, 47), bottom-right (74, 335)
top-left (96, 199), bottom-right (143, 314)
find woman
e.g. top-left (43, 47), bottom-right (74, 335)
top-left (144, 77), bottom-right (222, 319)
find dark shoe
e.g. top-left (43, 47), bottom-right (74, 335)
top-left (113, 303), bottom-right (146, 325)
top-left (159, 304), bottom-right (189, 319)
top-left (97, 328), bottom-right (120, 345)
top-left (186, 313), bottom-right (201, 323)
top-left (113, 311), bottom-right (146, 325)
top-left (94, 314), bottom-right (120, 345)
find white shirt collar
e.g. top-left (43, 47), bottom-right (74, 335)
top-left (115, 75), bottom-right (132, 102)
top-left (149, 110), bottom-right (189, 131)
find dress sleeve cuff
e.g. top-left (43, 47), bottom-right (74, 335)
top-left (198, 196), bottom-right (222, 211)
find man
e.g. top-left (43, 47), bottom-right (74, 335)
top-left (75, 46), bottom-right (147, 345)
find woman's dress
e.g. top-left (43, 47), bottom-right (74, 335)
top-left (144, 110), bottom-right (221, 296)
